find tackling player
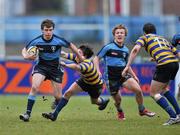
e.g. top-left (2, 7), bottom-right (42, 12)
top-left (42, 45), bottom-right (110, 121)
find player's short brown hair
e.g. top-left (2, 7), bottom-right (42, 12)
top-left (79, 45), bottom-right (94, 59)
top-left (143, 23), bottom-right (156, 34)
top-left (41, 19), bottom-right (55, 30)
top-left (112, 24), bottom-right (128, 36)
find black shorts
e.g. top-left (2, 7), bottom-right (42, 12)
top-left (153, 62), bottom-right (179, 83)
top-left (32, 64), bottom-right (64, 83)
top-left (106, 74), bottom-right (132, 95)
top-left (76, 78), bottom-right (103, 99)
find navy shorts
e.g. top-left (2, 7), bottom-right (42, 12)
top-left (32, 64), bottom-right (64, 83)
top-left (106, 74), bottom-right (132, 95)
top-left (153, 62), bottom-right (179, 83)
top-left (76, 78), bottom-right (103, 99)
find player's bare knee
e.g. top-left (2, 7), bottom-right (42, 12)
top-left (31, 85), bottom-right (39, 93)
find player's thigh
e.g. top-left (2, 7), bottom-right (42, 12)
top-left (51, 80), bottom-right (62, 93)
top-left (64, 82), bottom-right (83, 99)
top-left (32, 73), bottom-right (46, 88)
top-left (123, 78), bottom-right (141, 93)
top-left (150, 80), bottom-right (168, 95)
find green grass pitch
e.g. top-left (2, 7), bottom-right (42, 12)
top-left (0, 95), bottom-right (180, 135)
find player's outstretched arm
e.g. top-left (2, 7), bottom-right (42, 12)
top-left (60, 51), bottom-right (68, 59)
top-left (61, 61), bottom-right (81, 71)
top-left (69, 43), bottom-right (84, 62)
top-left (128, 67), bottom-right (139, 83)
top-left (122, 44), bottom-right (141, 77)
top-left (93, 56), bottom-right (102, 77)
top-left (127, 44), bottom-right (141, 67)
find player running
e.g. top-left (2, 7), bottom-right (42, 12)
top-left (19, 19), bottom-right (82, 122)
top-left (93, 24), bottom-right (156, 121)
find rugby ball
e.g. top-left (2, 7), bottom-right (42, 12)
top-left (27, 46), bottom-right (38, 56)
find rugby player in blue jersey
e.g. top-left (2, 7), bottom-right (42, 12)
top-left (172, 33), bottom-right (180, 50)
top-left (41, 45), bottom-right (109, 121)
top-left (93, 24), bottom-right (155, 121)
top-left (19, 19), bottom-right (82, 122)
top-left (122, 23), bottom-right (180, 125)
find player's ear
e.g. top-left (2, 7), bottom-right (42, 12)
top-left (78, 49), bottom-right (83, 56)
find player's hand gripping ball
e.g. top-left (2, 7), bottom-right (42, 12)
top-left (27, 46), bottom-right (38, 56)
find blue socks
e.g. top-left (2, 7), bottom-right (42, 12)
top-left (164, 91), bottom-right (180, 115)
top-left (53, 97), bottom-right (68, 118)
top-left (26, 95), bottom-right (36, 116)
top-left (156, 96), bottom-right (176, 118)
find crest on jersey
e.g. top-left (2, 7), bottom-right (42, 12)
top-left (123, 52), bottom-right (126, 58)
top-left (51, 46), bottom-right (56, 52)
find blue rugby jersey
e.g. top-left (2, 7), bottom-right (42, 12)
top-left (26, 34), bottom-right (70, 67)
top-left (97, 41), bottom-right (129, 79)
top-left (172, 33), bottom-right (180, 47)
top-left (172, 33), bottom-right (180, 51)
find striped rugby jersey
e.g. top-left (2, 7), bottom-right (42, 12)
top-left (136, 34), bottom-right (179, 66)
top-left (65, 53), bottom-right (103, 85)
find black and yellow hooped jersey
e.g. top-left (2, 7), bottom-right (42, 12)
top-left (136, 34), bottom-right (179, 66)
top-left (65, 53), bottom-right (103, 85)
top-left (66, 53), bottom-right (79, 63)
